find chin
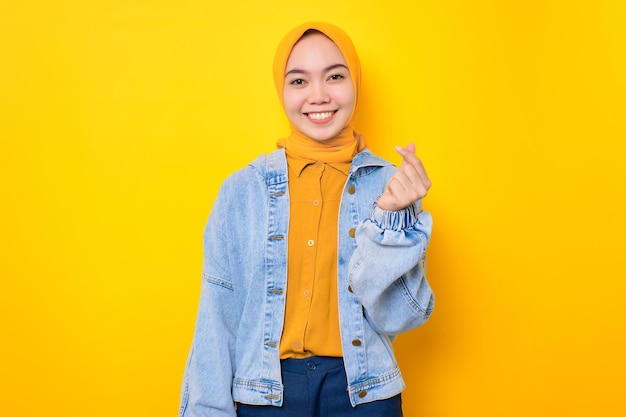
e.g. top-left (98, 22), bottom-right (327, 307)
top-left (308, 134), bottom-right (337, 141)
top-left (306, 127), bottom-right (344, 141)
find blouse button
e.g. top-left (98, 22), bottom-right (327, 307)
top-left (307, 239), bottom-right (315, 247)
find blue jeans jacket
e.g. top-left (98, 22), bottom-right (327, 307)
top-left (180, 148), bottom-right (434, 417)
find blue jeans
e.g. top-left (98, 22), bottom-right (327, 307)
top-left (236, 357), bottom-right (403, 417)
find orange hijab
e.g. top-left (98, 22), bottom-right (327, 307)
top-left (273, 22), bottom-right (366, 163)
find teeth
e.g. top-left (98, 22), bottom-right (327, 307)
top-left (308, 111), bottom-right (334, 120)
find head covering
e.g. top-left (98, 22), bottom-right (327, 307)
top-left (274, 22), bottom-right (366, 162)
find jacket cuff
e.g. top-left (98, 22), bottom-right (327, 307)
top-left (371, 201), bottom-right (423, 231)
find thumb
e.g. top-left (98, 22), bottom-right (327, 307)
top-left (396, 143), bottom-right (416, 167)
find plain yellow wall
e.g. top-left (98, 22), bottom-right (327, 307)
top-left (1, 1), bottom-right (625, 416)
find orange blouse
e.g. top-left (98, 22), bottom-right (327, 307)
top-left (279, 153), bottom-right (351, 359)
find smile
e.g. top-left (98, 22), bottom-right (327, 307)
top-left (305, 111), bottom-right (336, 124)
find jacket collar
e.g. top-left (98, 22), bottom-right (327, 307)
top-left (350, 148), bottom-right (393, 173)
top-left (249, 148), bottom-right (392, 185)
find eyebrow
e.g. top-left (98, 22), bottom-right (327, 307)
top-left (284, 63), bottom-right (349, 78)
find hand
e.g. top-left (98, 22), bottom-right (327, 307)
top-left (377, 143), bottom-right (431, 211)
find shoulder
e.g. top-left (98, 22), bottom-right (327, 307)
top-left (352, 148), bottom-right (396, 179)
top-left (218, 148), bottom-right (287, 196)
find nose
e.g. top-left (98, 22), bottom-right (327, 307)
top-left (307, 81), bottom-right (330, 104)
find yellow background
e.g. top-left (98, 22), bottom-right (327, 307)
top-left (1, 1), bottom-right (625, 416)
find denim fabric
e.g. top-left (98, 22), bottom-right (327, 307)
top-left (180, 148), bottom-right (434, 417)
top-left (236, 357), bottom-right (403, 417)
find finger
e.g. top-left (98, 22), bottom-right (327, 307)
top-left (395, 151), bottom-right (431, 189)
top-left (395, 144), bottom-right (421, 169)
top-left (384, 176), bottom-right (428, 209)
top-left (398, 162), bottom-right (425, 189)
top-left (408, 160), bottom-right (431, 190)
top-left (394, 144), bottom-right (413, 160)
top-left (391, 170), bottom-right (429, 201)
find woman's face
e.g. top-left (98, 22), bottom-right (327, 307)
top-left (282, 33), bottom-right (355, 141)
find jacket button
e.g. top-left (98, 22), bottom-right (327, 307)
top-left (358, 390), bottom-right (367, 398)
top-left (352, 339), bottom-right (362, 346)
top-left (348, 184), bottom-right (356, 194)
top-left (348, 228), bottom-right (356, 238)
top-left (347, 285), bottom-right (353, 293)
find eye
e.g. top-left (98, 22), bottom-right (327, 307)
top-left (328, 74), bottom-right (345, 81)
top-left (289, 78), bottom-right (306, 86)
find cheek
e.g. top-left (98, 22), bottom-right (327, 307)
top-left (334, 85), bottom-right (355, 107)
top-left (282, 91), bottom-right (302, 113)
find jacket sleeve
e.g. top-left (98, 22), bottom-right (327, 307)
top-left (180, 186), bottom-right (238, 417)
top-left (348, 200), bottom-right (434, 335)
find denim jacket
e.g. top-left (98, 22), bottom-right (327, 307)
top-left (180, 148), bottom-right (434, 417)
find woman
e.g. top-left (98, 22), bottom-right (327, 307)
top-left (180, 22), bottom-right (434, 417)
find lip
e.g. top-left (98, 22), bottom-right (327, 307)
top-left (304, 110), bottom-right (337, 125)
